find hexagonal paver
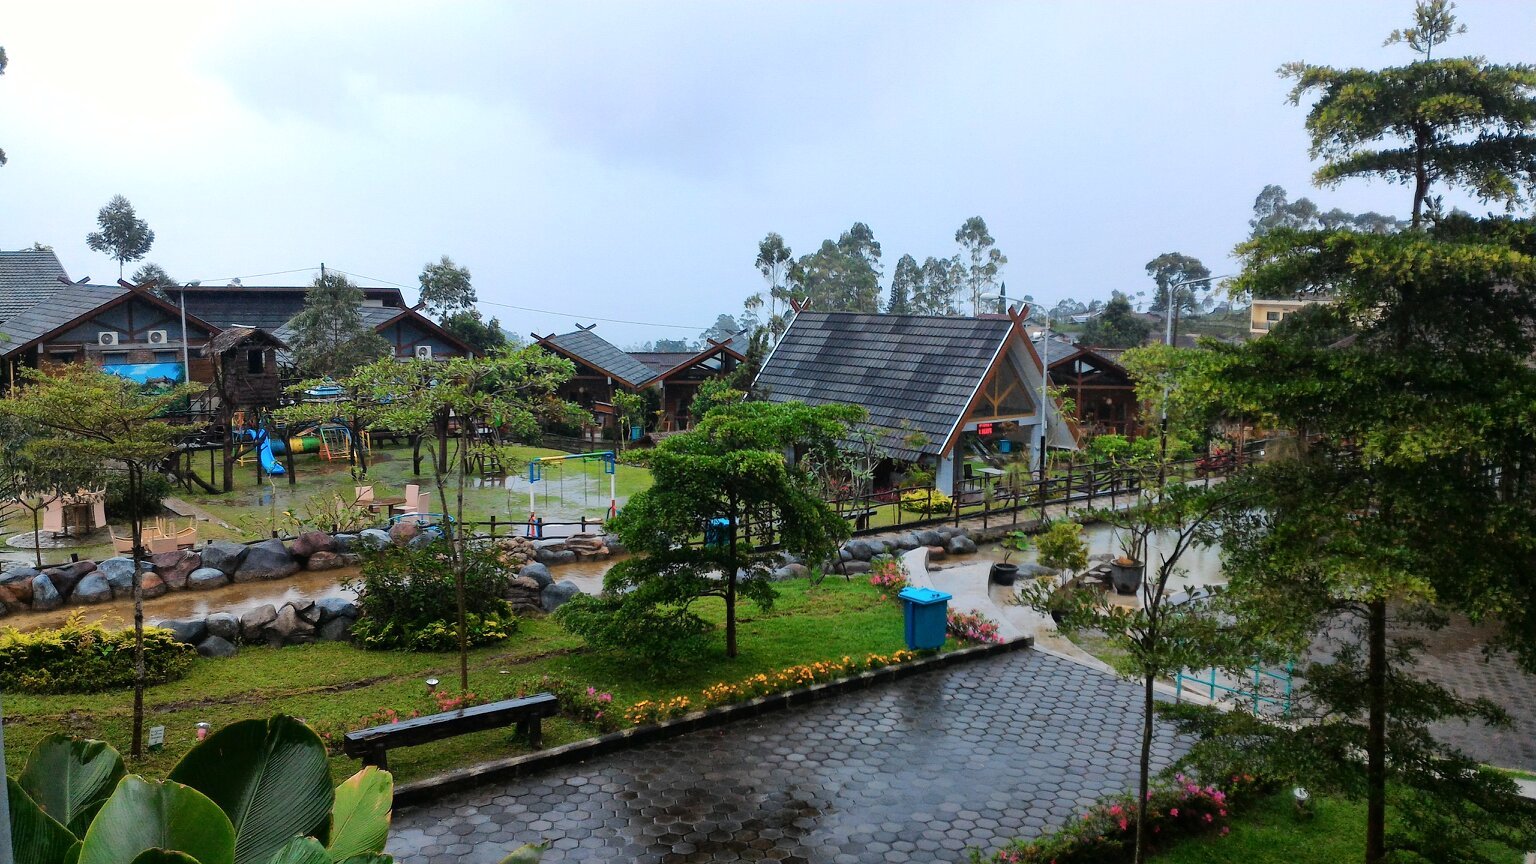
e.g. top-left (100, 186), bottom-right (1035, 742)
top-left (388, 650), bottom-right (1188, 863)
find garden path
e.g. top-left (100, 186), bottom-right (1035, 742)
top-left (387, 648), bottom-right (1189, 864)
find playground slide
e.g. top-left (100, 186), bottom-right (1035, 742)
top-left (244, 429), bottom-right (286, 476)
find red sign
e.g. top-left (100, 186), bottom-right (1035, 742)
top-left (977, 423), bottom-right (994, 436)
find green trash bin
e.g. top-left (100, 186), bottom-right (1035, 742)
top-left (898, 586), bottom-right (952, 650)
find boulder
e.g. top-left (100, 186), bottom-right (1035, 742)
top-left (841, 560), bottom-right (873, 575)
top-left (200, 540), bottom-right (249, 576)
top-left (915, 529), bottom-right (944, 547)
top-left (332, 533), bottom-right (358, 553)
top-left (891, 533), bottom-right (922, 551)
top-left (518, 562), bottom-right (553, 589)
top-left (156, 618), bottom-right (206, 646)
top-left (42, 561), bottom-right (96, 598)
top-left (603, 537), bottom-right (627, 556)
top-left (151, 551), bottom-right (202, 589)
top-left (535, 548), bottom-right (576, 566)
top-left (837, 547), bottom-right (855, 562)
top-left (315, 596), bottom-right (359, 623)
top-left (935, 527), bottom-right (957, 540)
top-left (31, 575), bottom-right (62, 611)
top-left (70, 574), bottom-right (113, 605)
top-left (0, 568), bottom-right (40, 606)
top-left (290, 599), bottom-right (321, 625)
top-left (232, 539), bottom-right (298, 583)
top-left (304, 551), bottom-right (346, 572)
top-left (925, 545), bottom-right (948, 561)
top-left (947, 535), bottom-right (978, 555)
top-left (506, 577), bottom-right (543, 615)
top-left (196, 635), bottom-right (238, 658)
top-left (388, 520), bottom-right (419, 545)
top-left (290, 531), bottom-right (340, 558)
top-left (97, 558), bottom-right (148, 596)
top-left (842, 539), bottom-right (877, 561)
top-left (267, 604), bottom-right (315, 646)
top-left (317, 616), bottom-right (354, 642)
top-left (1016, 562), bottom-right (1060, 580)
top-left (204, 612), bottom-right (240, 642)
top-left (239, 604), bottom-right (277, 642)
top-left (407, 530), bottom-right (438, 550)
top-left (357, 528), bottom-right (391, 550)
top-left (540, 580), bottom-right (581, 613)
top-left (141, 573), bottom-right (168, 599)
top-left (187, 568), bottom-right (229, 591)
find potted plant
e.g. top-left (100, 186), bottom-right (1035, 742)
top-left (1110, 525), bottom-right (1147, 595)
top-left (1036, 520), bottom-right (1090, 621)
top-left (991, 529), bottom-right (1029, 585)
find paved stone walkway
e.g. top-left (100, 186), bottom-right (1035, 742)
top-left (388, 650), bottom-right (1186, 864)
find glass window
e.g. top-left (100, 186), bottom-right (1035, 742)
top-left (1266, 311), bottom-right (1281, 321)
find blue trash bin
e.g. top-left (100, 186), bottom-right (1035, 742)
top-left (897, 586), bottom-right (953, 651)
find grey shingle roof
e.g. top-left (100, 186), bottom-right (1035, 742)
top-left (754, 312), bottom-right (1015, 460)
top-left (178, 286), bottom-right (406, 332)
top-left (0, 249), bottom-right (70, 323)
top-left (630, 351), bottom-right (696, 374)
top-left (0, 284), bottom-right (130, 356)
top-left (543, 329), bottom-right (658, 387)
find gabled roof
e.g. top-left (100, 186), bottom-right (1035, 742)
top-left (0, 283), bottom-right (223, 359)
top-left (371, 306), bottom-right (479, 357)
top-left (635, 336), bottom-right (749, 383)
top-left (0, 249), bottom-right (70, 323)
top-left (753, 311), bottom-right (1022, 460)
top-left (630, 352), bottom-right (696, 375)
top-left (535, 328), bottom-right (658, 388)
top-left (177, 285), bottom-right (406, 332)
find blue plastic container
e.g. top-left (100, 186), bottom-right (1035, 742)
top-left (897, 586), bottom-right (953, 650)
top-left (704, 517), bottom-right (732, 547)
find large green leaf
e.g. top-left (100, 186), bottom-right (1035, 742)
top-left (20, 734), bottom-right (126, 837)
top-left (265, 837), bottom-right (330, 864)
top-left (8, 776), bottom-right (80, 864)
top-left (498, 844), bottom-right (547, 864)
top-left (324, 768), bottom-right (392, 861)
top-left (128, 852), bottom-right (204, 864)
top-left (78, 776), bottom-right (234, 864)
top-left (168, 716), bottom-right (333, 864)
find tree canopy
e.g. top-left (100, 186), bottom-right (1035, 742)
top-left (285, 272), bottom-right (392, 378)
top-left (85, 195), bottom-right (155, 278)
top-left (956, 216), bottom-right (1007, 316)
top-left (417, 255), bottom-right (476, 319)
top-left (1079, 292), bottom-right (1151, 348)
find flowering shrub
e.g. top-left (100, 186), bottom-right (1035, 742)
top-left (975, 774), bottom-right (1257, 864)
top-left (0, 614), bottom-right (194, 694)
top-left (506, 674), bottom-right (618, 733)
top-left (947, 609), bottom-right (1004, 644)
top-left (900, 488), bottom-right (953, 514)
top-left (868, 555), bottom-right (909, 598)
top-left (625, 650), bottom-right (921, 726)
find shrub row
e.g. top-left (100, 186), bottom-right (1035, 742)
top-left (0, 613), bottom-right (195, 693)
top-left (624, 650), bottom-right (921, 726)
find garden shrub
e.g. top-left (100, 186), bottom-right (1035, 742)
top-left (1085, 433), bottom-right (1131, 463)
top-left (975, 774), bottom-right (1259, 863)
top-left (346, 540), bottom-right (516, 651)
top-left (553, 594), bottom-right (714, 667)
top-left (867, 555), bottom-right (909, 598)
top-left (946, 609), bottom-right (1004, 644)
top-left (900, 488), bottom-right (952, 514)
top-left (0, 614), bottom-right (194, 693)
top-left (103, 471), bottom-right (172, 520)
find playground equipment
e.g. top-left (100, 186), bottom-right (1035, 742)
top-left (242, 428), bottom-right (287, 477)
top-left (526, 451), bottom-right (618, 534)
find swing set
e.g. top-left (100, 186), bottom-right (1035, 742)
top-left (526, 451), bottom-right (618, 535)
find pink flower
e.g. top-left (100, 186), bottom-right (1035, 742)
top-left (600, 693), bottom-right (613, 702)
top-left (1118, 819), bottom-right (1128, 832)
top-left (1109, 805), bottom-right (1122, 816)
top-left (1170, 808), bottom-right (1179, 817)
top-left (587, 687), bottom-right (596, 696)
top-left (1220, 826), bottom-right (1230, 836)
top-left (1203, 813), bottom-right (1213, 823)
top-left (1219, 809), bottom-right (1227, 817)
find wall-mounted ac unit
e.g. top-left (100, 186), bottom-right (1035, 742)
top-left (97, 332), bottom-right (120, 347)
top-left (414, 345), bottom-right (434, 360)
top-left (147, 330), bottom-right (169, 345)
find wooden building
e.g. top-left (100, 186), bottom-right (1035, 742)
top-left (1033, 334), bottom-right (1145, 438)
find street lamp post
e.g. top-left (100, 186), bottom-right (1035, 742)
top-left (1158, 274), bottom-right (1231, 486)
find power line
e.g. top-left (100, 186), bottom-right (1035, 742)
top-left (183, 266), bottom-right (317, 284)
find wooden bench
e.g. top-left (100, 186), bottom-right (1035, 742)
top-left (844, 507), bottom-right (877, 532)
top-left (341, 693), bottom-right (559, 769)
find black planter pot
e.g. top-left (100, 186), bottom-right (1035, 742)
top-left (1110, 559), bottom-right (1145, 595)
top-left (989, 562), bottom-right (1019, 586)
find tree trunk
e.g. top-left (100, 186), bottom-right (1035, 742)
top-left (1411, 127), bottom-right (1429, 229)
top-left (455, 444), bottom-right (468, 693)
top-left (1134, 671), bottom-right (1155, 864)
top-left (411, 433), bottom-right (423, 476)
top-left (222, 422), bottom-right (235, 493)
top-left (1365, 599), bottom-right (1388, 864)
top-left (30, 508), bottom-right (42, 568)
top-left (129, 465), bottom-right (146, 759)
top-left (436, 413), bottom-right (449, 474)
top-left (726, 498), bottom-right (739, 658)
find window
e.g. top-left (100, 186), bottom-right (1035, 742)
top-left (247, 349), bottom-right (266, 374)
top-left (48, 351), bottom-right (77, 364)
top-left (103, 352), bottom-right (128, 365)
top-left (1266, 310), bottom-right (1281, 321)
top-left (154, 350), bottom-right (179, 364)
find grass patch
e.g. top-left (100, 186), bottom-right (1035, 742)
top-left (3, 577), bottom-right (912, 785)
top-left (1157, 788), bottom-right (1527, 863)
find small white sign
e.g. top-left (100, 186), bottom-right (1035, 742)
top-left (148, 726), bottom-right (166, 751)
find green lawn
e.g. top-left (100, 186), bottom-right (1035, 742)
top-left (3, 577), bottom-right (908, 785)
top-left (1158, 789), bottom-right (1528, 863)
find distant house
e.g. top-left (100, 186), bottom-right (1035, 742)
top-left (1033, 334), bottom-right (1143, 439)
top-left (532, 326), bottom-right (745, 433)
top-left (1249, 298), bottom-right (1326, 336)
top-left (754, 308), bottom-right (1077, 496)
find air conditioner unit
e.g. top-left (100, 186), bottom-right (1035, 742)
top-left (97, 332), bottom-right (120, 347)
top-left (414, 345), bottom-right (434, 360)
top-left (147, 330), bottom-right (169, 345)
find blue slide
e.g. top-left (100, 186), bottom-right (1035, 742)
top-left (244, 429), bottom-right (286, 476)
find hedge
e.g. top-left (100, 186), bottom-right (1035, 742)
top-left (0, 614), bottom-right (196, 694)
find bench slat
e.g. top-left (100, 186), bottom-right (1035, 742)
top-left (341, 693), bottom-right (558, 756)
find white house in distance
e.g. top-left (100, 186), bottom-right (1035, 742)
top-left (753, 305), bottom-right (1077, 497)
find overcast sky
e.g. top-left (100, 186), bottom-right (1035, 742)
top-left (3, 2), bottom-right (1533, 346)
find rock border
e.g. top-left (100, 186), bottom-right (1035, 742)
top-left (392, 635), bottom-right (1034, 807)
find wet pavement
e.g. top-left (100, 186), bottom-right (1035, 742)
top-left (387, 649), bottom-right (1187, 864)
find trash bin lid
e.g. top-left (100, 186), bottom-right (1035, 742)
top-left (897, 586), bottom-right (952, 605)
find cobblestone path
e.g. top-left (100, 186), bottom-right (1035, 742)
top-left (388, 650), bottom-right (1187, 864)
